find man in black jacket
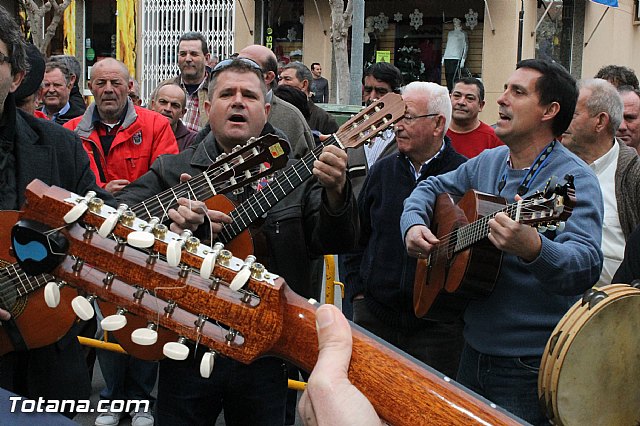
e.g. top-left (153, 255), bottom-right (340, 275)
top-left (116, 58), bottom-right (358, 426)
top-left (0, 5), bottom-right (110, 418)
top-left (343, 81), bottom-right (467, 379)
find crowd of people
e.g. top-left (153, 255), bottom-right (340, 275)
top-left (1, 3), bottom-right (640, 425)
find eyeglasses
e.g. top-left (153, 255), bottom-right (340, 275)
top-left (212, 57), bottom-right (263, 75)
top-left (401, 113), bottom-right (439, 123)
top-left (0, 52), bottom-right (11, 66)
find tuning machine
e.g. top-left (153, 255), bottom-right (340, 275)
top-left (101, 308), bottom-right (128, 331)
top-left (163, 337), bottom-right (189, 360)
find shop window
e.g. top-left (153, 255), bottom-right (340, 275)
top-left (535, 0), bottom-right (574, 70)
top-left (264, 0), bottom-right (305, 65)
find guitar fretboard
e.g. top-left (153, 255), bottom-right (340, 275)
top-left (0, 263), bottom-right (53, 307)
top-left (217, 137), bottom-right (340, 244)
top-left (131, 170), bottom-right (223, 222)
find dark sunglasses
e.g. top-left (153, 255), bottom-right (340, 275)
top-left (212, 57), bottom-right (263, 75)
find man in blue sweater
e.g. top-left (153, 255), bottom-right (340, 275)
top-left (344, 82), bottom-right (467, 379)
top-left (401, 59), bottom-right (604, 424)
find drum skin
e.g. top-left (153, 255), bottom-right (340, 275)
top-left (539, 284), bottom-right (640, 425)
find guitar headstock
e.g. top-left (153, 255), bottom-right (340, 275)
top-left (13, 180), bottom-right (297, 366)
top-left (205, 133), bottom-right (290, 194)
top-left (335, 93), bottom-right (405, 149)
top-left (518, 175), bottom-right (576, 230)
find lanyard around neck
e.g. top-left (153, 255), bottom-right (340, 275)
top-left (498, 140), bottom-right (556, 196)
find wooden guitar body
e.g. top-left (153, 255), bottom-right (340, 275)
top-left (0, 211), bottom-right (77, 355)
top-left (414, 191), bottom-right (505, 318)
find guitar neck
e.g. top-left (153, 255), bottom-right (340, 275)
top-left (273, 286), bottom-right (521, 425)
top-left (130, 171), bottom-right (221, 222)
top-left (218, 137), bottom-right (341, 244)
top-left (450, 202), bottom-right (522, 254)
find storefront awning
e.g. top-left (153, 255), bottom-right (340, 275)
top-left (590, 0), bottom-right (618, 6)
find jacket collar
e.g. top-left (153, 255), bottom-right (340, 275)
top-left (75, 98), bottom-right (138, 138)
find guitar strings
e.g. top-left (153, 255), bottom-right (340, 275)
top-left (429, 199), bottom-right (554, 260)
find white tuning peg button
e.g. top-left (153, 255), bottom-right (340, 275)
top-left (101, 314), bottom-right (128, 331)
top-left (131, 328), bottom-right (158, 346)
top-left (200, 251), bottom-right (217, 280)
top-left (71, 296), bottom-right (95, 321)
top-left (229, 268), bottom-right (251, 292)
top-left (63, 203), bottom-right (89, 224)
top-left (538, 225), bottom-right (548, 233)
top-left (557, 222), bottom-right (566, 232)
top-left (200, 352), bottom-right (216, 378)
top-left (44, 281), bottom-right (61, 308)
top-left (98, 214), bottom-right (120, 238)
top-left (547, 224), bottom-right (557, 231)
top-left (127, 231), bottom-right (156, 248)
top-left (166, 240), bottom-right (183, 267)
top-left (163, 341), bottom-right (189, 360)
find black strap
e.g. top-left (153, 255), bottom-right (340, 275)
top-left (89, 142), bottom-right (107, 183)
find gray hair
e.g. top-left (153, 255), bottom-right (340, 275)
top-left (579, 78), bottom-right (623, 134)
top-left (152, 81), bottom-right (187, 108)
top-left (0, 6), bottom-right (27, 75)
top-left (49, 55), bottom-right (82, 79)
top-left (402, 81), bottom-right (452, 134)
top-left (282, 62), bottom-right (313, 87)
top-left (45, 61), bottom-right (73, 85)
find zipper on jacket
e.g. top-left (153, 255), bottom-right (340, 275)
top-left (275, 222), bottom-right (280, 234)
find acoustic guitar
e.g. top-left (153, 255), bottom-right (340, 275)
top-left (12, 180), bottom-right (523, 425)
top-left (413, 177), bottom-right (576, 318)
top-left (0, 135), bottom-right (289, 356)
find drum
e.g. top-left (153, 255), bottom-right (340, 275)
top-left (538, 284), bottom-right (640, 425)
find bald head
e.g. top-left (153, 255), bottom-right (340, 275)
top-left (239, 45), bottom-right (278, 88)
top-left (91, 58), bottom-right (130, 81)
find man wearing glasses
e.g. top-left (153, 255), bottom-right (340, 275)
top-left (343, 82), bottom-right (466, 378)
top-left (116, 58), bottom-right (358, 426)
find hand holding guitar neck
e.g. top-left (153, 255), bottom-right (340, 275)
top-left (299, 305), bottom-right (382, 426)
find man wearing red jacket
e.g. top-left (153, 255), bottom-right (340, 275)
top-left (65, 58), bottom-right (178, 193)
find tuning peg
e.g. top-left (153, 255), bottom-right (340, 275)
top-left (127, 217), bottom-right (161, 248)
top-left (200, 351), bottom-right (217, 378)
top-left (163, 338), bottom-right (189, 360)
top-left (98, 204), bottom-right (129, 238)
top-left (200, 243), bottom-right (225, 280)
top-left (131, 324), bottom-right (158, 346)
top-left (71, 295), bottom-right (95, 321)
top-left (546, 224), bottom-right (557, 232)
top-left (230, 255), bottom-right (257, 292)
top-left (167, 231), bottom-right (197, 267)
top-left (556, 222), bottom-right (565, 232)
top-left (43, 281), bottom-right (61, 308)
top-left (101, 308), bottom-right (128, 331)
top-left (63, 191), bottom-right (97, 223)
top-left (538, 225), bottom-right (548, 233)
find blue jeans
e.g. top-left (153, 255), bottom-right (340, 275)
top-left (97, 348), bottom-right (158, 402)
top-left (456, 343), bottom-right (547, 425)
top-left (156, 353), bottom-right (288, 426)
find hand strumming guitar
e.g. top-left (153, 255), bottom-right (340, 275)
top-left (404, 225), bottom-right (440, 259)
top-left (167, 173), bottom-right (232, 237)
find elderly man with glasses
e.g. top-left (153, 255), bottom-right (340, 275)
top-left (116, 58), bottom-right (359, 426)
top-left (342, 81), bottom-right (467, 379)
